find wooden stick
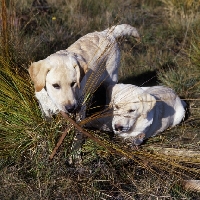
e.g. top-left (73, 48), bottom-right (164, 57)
top-left (49, 126), bottom-right (71, 160)
top-left (147, 146), bottom-right (200, 159)
top-left (181, 180), bottom-right (200, 192)
top-left (49, 111), bottom-right (117, 160)
top-left (60, 111), bottom-right (116, 154)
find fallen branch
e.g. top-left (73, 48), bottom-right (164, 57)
top-left (49, 111), bottom-right (120, 160)
top-left (146, 146), bottom-right (200, 192)
top-left (60, 111), bottom-right (117, 154)
top-left (147, 146), bottom-right (200, 160)
top-left (49, 126), bottom-right (71, 160)
top-left (181, 180), bottom-right (200, 192)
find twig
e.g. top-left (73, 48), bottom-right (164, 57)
top-left (50, 112), bottom-right (159, 180)
top-left (147, 146), bottom-right (200, 160)
top-left (49, 111), bottom-right (118, 160)
top-left (181, 180), bottom-right (200, 192)
top-left (60, 111), bottom-right (117, 154)
top-left (1, 0), bottom-right (9, 58)
top-left (49, 126), bottom-right (71, 160)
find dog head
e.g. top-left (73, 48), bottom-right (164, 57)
top-left (29, 53), bottom-right (87, 113)
top-left (109, 84), bottom-right (156, 138)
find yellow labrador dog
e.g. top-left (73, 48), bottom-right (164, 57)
top-left (87, 84), bottom-right (186, 146)
top-left (108, 84), bottom-right (186, 145)
top-left (28, 24), bottom-right (140, 117)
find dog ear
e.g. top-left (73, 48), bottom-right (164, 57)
top-left (28, 60), bottom-right (50, 92)
top-left (138, 92), bottom-right (156, 117)
top-left (77, 58), bottom-right (88, 74)
top-left (75, 54), bottom-right (88, 74)
top-left (74, 55), bottom-right (88, 88)
top-left (74, 65), bottom-right (81, 88)
top-left (106, 84), bottom-right (115, 105)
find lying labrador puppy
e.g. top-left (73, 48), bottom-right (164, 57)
top-left (28, 24), bottom-right (140, 117)
top-left (87, 84), bottom-right (186, 146)
top-left (108, 84), bottom-right (186, 145)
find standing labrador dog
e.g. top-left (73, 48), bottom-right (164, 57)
top-left (28, 24), bottom-right (140, 117)
top-left (108, 84), bottom-right (186, 145)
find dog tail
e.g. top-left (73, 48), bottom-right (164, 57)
top-left (106, 24), bottom-right (140, 41)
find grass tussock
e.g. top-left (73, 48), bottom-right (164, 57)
top-left (161, 0), bottom-right (200, 28)
top-left (0, 0), bottom-right (200, 199)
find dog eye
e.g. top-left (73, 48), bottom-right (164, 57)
top-left (128, 109), bottom-right (135, 113)
top-left (70, 81), bottom-right (76, 87)
top-left (52, 83), bottom-right (60, 89)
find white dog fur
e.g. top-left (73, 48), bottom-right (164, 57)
top-left (110, 84), bottom-right (186, 145)
top-left (28, 24), bottom-right (140, 117)
top-left (87, 84), bottom-right (186, 146)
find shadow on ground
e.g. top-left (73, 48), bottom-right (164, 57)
top-left (119, 70), bottom-right (159, 87)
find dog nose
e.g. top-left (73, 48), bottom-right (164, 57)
top-left (66, 105), bottom-right (75, 113)
top-left (114, 124), bottom-right (123, 132)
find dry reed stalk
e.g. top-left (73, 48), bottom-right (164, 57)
top-left (60, 111), bottom-right (117, 154)
top-left (147, 146), bottom-right (200, 159)
top-left (49, 110), bottom-right (114, 160)
top-left (1, 0), bottom-right (9, 58)
top-left (49, 126), bottom-right (71, 160)
top-left (181, 180), bottom-right (200, 192)
top-left (49, 106), bottom-right (112, 160)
